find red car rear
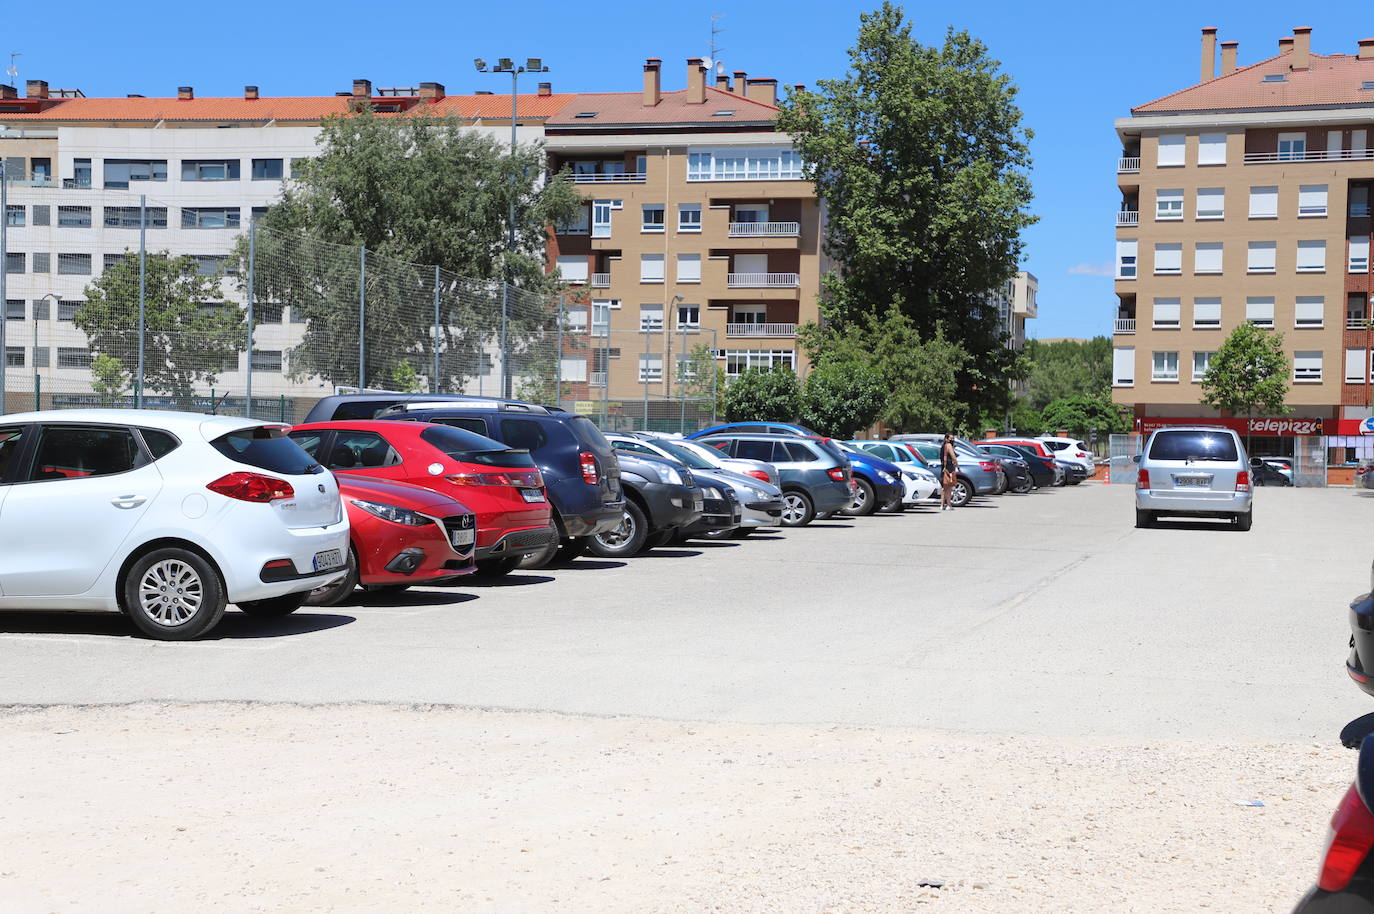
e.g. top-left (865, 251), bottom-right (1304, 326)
top-left (306, 474), bottom-right (477, 606)
top-left (289, 421), bottom-right (556, 575)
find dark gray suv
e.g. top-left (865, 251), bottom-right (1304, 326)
top-left (696, 433), bottom-right (851, 526)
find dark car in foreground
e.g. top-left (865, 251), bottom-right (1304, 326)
top-left (1290, 734), bottom-right (1374, 911)
top-left (594, 451), bottom-right (702, 557)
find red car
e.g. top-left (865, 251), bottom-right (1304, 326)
top-left (979, 437), bottom-right (1055, 458)
top-left (289, 421), bottom-right (556, 576)
top-left (306, 474), bottom-right (477, 606)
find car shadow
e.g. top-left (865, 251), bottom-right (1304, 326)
top-left (548, 559), bottom-right (628, 571)
top-left (686, 540), bottom-right (741, 548)
top-left (808, 521), bottom-right (855, 529)
top-left (348, 589), bottom-right (480, 606)
top-left (461, 574), bottom-right (557, 587)
top-left (1342, 713), bottom-right (1374, 749)
top-left (0, 610), bottom-right (357, 640)
top-left (213, 611), bottom-right (358, 639)
top-left (637, 548), bottom-right (704, 559)
top-left (1147, 519), bottom-right (1242, 532)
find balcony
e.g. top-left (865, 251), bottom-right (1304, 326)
top-left (564, 172), bottom-right (647, 184)
top-left (1118, 157), bottom-right (1140, 173)
top-left (727, 322), bottom-right (797, 338)
top-left (590, 272), bottom-right (610, 288)
top-left (728, 221), bottom-right (801, 237)
top-left (728, 272), bottom-right (800, 288)
top-left (1114, 318), bottom-right (1136, 335)
top-left (1115, 210), bottom-right (1139, 226)
top-left (1349, 316), bottom-right (1371, 330)
top-left (1244, 148), bottom-right (1374, 165)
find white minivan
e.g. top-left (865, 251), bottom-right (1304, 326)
top-left (0, 410), bottom-right (350, 639)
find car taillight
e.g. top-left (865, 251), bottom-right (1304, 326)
top-left (447, 470), bottom-right (543, 488)
top-left (979, 460), bottom-right (997, 472)
top-left (207, 472), bottom-right (295, 503)
top-left (579, 451), bottom-right (599, 485)
top-left (1319, 783), bottom-right (1374, 891)
top-left (745, 469), bottom-right (771, 482)
top-left (1235, 470), bottom-right (1251, 493)
top-left (827, 467), bottom-right (845, 482)
top-left (1136, 468), bottom-right (1150, 490)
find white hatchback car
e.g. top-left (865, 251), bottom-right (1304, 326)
top-left (0, 410), bottom-right (350, 640)
top-left (1038, 436), bottom-right (1096, 473)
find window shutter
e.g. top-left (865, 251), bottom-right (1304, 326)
top-left (1198, 134), bottom-right (1227, 165)
top-left (1298, 185), bottom-right (1328, 216)
top-left (1247, 242), bottom-right (1276, 273)
top-left (1156, 135), bottom-right (1185, 167)
top-left (1192, 299), bottom-right (1221, 327)
top-left (1347, 349), bottom-right (1367, 382)
top-left (1196, 188), bottom-right (1224, 218)
top-left (1246, 297), bottom-right (1275, 326)
top-left (1154, 243), bottom-right (1182, 274)
top-left (1194, 243), bottom-right (1223, 274)
top-left (1249, 186), bottom-right (1278, 218)
top-left (1152, 299), bottom-right (1181, 328)
top-left (1294, 297), bottom-right (1325, 328)
top-left (1297, 240), bottom-right (1326, 272)
top-left (1112, 347), bottom-right (1135, 386)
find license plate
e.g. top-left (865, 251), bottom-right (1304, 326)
top-left (693, 492), bottom-right (704, 510)
top-left (1174, 476), bottom-right (1212, 488)
top-left (520, 488), bottom-right (546, 503)
top-left (449, 527), bottom-right (475, 548)
top-left (312, 549), bottom-right (344, 572)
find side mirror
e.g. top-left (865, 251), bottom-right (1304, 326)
top-left (1249, 457), bottom-right (1263, 468)
top-left (1131, 454), bottom-right (1141, 464)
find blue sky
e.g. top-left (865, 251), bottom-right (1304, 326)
top-left (11, 1), bottom-right (1373, 338)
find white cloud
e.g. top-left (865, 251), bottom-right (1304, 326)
top-left (1067, 262), bottom-right (1114, 276)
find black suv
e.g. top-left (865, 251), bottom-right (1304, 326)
top-left (598, 451), bottom-right (704, 558)
top-left (303, 395), bottom-right (623, 565)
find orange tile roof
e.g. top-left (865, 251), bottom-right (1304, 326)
top-left (1134, 51), bottom-right (1374, 114)
top-left (545, 86), bottom-right (780, 127)
top-left (0, 92), bottom-right (574, 122)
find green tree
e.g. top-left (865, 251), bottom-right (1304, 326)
top-left (778, 4), bottom-right (1036, 416)
top-left (1040, 394), bottom-right (1127, 440)
top-left (800, 362), bottom-right (885, 438)
top-left (721, 366), bottom-right (802, 422)
top-left (1009, 398), bottom-right (1045, 437)
top-left (76, 252), bottom-right (245, 409)
top-left (244, 108), bottom-right (583, 391)
top-left (89, 354), bottom-right (129, 407)
top-left (1200, 323), bottom-right (1289, 418)
top-left (676, 343), bottom-right (723, 403)
top-left (389, 359), bottom-right (422, 394)
top-left (1021, 337), bottom-right (1111, 410)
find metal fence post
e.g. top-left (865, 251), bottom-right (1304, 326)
top-left (710, 329), bottom-right (718, 424)
top-left (245, 217), bottom-right (256, 417)
top-left (0, 160), bottom-right (8, 415)
top-left (358, 245), bottom-right (366, 390)
top-left (555, 293), bottom-right (564, 406)
top-left (136, 194), bottom-right (147, 409)
top-left (432, 265), bottom-right (441, 394)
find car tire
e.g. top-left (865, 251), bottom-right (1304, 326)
top-left (303, 549), bottom-right (359, 607)
top-left (843, 478), bottom-right (877, 517)
top-left (122, 547), bottom-right (227, 641)
top-left (588, 500), bottom-right (650, 558)
top-left (1135, 508), bottom-right (1153, 528)
top-left (1013, 478), bottom-right (1034, 494)
top-left (1053, 473), bottom-right (1067, 487)
top-left (992, 475), bottom-right (1008, 495)
top-left (1235, 510), bottom-right (1253, 532)
top-left (780, 490), bottom-right (815, 527)
top-left (238, 592), bottom-right (308, 616)
top-left (475, 555), bottom-right (524, 577)
top-left (949, 477), bottom-right (973, 508)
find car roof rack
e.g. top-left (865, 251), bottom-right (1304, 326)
top-left (378, 398), bottom-right (552, 416)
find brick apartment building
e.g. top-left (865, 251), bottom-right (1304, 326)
top-left (1114, 26), bottom-right (1374, 468)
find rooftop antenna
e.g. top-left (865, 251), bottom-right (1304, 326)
top-left (708, 13), bottom-right (725, 65)
top-left (5, 52), bottom-right (19, 83)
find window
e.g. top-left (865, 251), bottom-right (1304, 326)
top-left (250, 350), bottom-right (283, 372)
top-left (1194, 242), bottom-right (1223, 274)
top-left (1278, 132), bottom-right (1307, 161)
top-left (31, 298), bottom-right (49, 320)
top-left (31, 204), bottom-right (49, 226)
top-left (103, 206), bottom-right (167, 228)
top-left (562, 308), bottom-right (588, 333)
top-left (641, 204), bottom-right (665, 232)
top-left (1296, 240), bottom-right (1326, 274)
top-left (257, 305), bottom-right (283, 324)
top-left (1155, 189), bottom-right (1183, 220)
top-left (1152, 298), bottom-right (1181, 329)
top-left (1293, 351), bottom-right (1323, 382)
top-left (325, 431), bottom-right (401, 470)
top-left (640, 253), bottom-right (664, 283)
top-left (677, 253), bottom-right (701, 283)
top-left (678, 203), bottom-right (701, 231)
top-left (1246, 297), bottom-right (1275, 328)
top-left (1352, 236), bottom-right (1371, 273)
top-left (1192, 351), bottom-right (1213, 381)
top-left (27, 426), bottom-right (142, 480)
top-left (103, 159), bottom-right (167, 188)
top-left (559, 357), bottom-right (587, 382)
top-left (1193, 298), bottom-right (1221, 329)
top-left (677, 302), bottom-right (700, 329)
top-left (591, 300), bottom-right (615, 336)
top-left (56, 347), bottom-right (91, 368)
top-left (193, 255), bottom-right (229, 276)
top-left (5, 346), bottom-right (22, 368)
top-left (5, 299), bottom-right (23, 320)
top-left (1198, 133), bottom-right (1227, 165)
top-left (1348, 349), bottom-right (1371, 383)
top-left (1353, 185), bottom-right (1371, 218)
top-left (1298, 185), bottom-right (1328, 217)
top-left (182, 207), bottom-right (241, 229)
top-left (221, 353), bottom-right (240, 372)
top-left (555, 206), bottom-right (590, 235)
top-left (1295, 296), bottom-right (1325, 329)
top-left (290, 305), bottom-right (307, 324)
top-left (1116, 240), bottom-right (1138, 279)
top-left (251, 206), bottom-right (269, 223)
top-left (290, 157), bottom-right (308, 177)
top-left (1249, 186), bottom-right (1278, 218)
top-left (1153, 243), bottom-right (1182, 275)
top-left (181, 159), bottom-right (240, 181)
top-left (31, 252), bottom-right (49, 273)
top-left (639, 304), bottom-right (663, 331)
top-left (30, 158), bottom-right (50, 183)
top-left (732, 305), bottom-right (766, 324)
top-left (32, 347), bottom-right (47, 368)
top-left (57, 205), bottom-right (91, 227)
top-left (556, 255), bottom-right (588, 284)
top-left (1113, 347), bottom-right (1135, 386)
top-left (5, 204), bottom-right (23, 226)
top-left (251, 158), bottom-right (284, 180)
top-left (591, 199), bottom-right (619, 238)
top-left (5, 252), bottom-right (23, 274)
top-left (638, 354), bottom-right (663, 382)
top-left (1247, 241), bottom-right (1276, 274)
top-left (57, 253), bottom-right (91, 275)
top-left (1156, 135), bottom-right (1185, 167)
top-left (724, 349), bottom-right (795, 376)
top-left (1196, 188), bottom-right (1225, 220)
top-left (1151, 350), bottom-right (1179, 381)
top-left (57, 301), bottom-right (80, 321)
top-left (686, 146), bottom-right (803, 181)
top-left (591, 348), bottom-right (620, 374)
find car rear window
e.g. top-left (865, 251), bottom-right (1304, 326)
top-left (138, 429), bottom-right (180, 460)
top-left (1044, 440), bottom-right (1068, 451)
top-left (783, 441), bottom-right (816, 462)
top-left (420, 425), bottom-right (535, 468)
top-left (1148, 430), bottom-right (1239, 462)
top-left (332, 400), bottom-right (404, 420)
top-left (568, 416), bottom-right (612, 453)
top-left (212, 426), bottom-right (322, 475)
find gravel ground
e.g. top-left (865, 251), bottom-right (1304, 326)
top-left (0, 702), bottom-right (1351, 913)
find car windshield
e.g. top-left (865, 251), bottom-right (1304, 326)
top-left (1148, 430), bottom-right (1239, 462)
top-left (655, 440), bottom-right (714, 470)
top-left (420, 425), bottom-right (536, 468)
top-left (212, 426), bottom-right (321, 475)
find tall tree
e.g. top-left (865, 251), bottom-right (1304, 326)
top-left (76, 252), bottom-right (245, 409)
top-left (778, 4), bottom-right (1036, 415)
top-left (800, 362), bottom-right (885, 438)
top-left (1040, 395), bottom-right (1128, 440)
top-left (1200, 324), bottom-right (1289, 417)
top-left (1021, 337), bottom-right (1112, 410)
top-left (721, 366), bottom-right (802, 422)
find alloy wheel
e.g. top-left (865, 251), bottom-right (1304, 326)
top-left (597, 511), bottom-right (636, 548)
top-left (781, 493), bottom-right (807, 524)
top-left (138, 559), bottom-right (204, 626)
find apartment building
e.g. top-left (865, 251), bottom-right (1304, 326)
top-left (1114, 27), bottom-right (1374, 461)
top-left (544, 58), bottom-right (821, 404)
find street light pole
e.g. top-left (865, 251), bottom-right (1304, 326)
top-left (35, 292), bottom-right (60, 410)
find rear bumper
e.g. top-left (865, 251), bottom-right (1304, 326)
top-left (813, 484), bottom-right (853, 513)
top-left (475, 525), bottom-right (558, 561)
top-left (1136, 490), bottom-right (1251, 515)
top-left (1348, 594), bottom-right (1374, 699)
top-left (223, 518), bottom-right (351, 603)
top-left (1290, 883), bottom-right (1374, 912)
top-left (558, 501), bottom-right (626, 537)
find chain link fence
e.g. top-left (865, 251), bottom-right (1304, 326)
top-left (0, 183), bottom-right (718, 432)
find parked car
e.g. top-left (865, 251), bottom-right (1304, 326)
top-left (361, 397), bottom-right (624, 567)
top-left (288, 420), bottom-right (555, 575)
top-left (846, 440), bottom-right (940, 508)
top-left (597, 451), bottom-right (703, 556)
top-left (1262, 457), bottom-right (1295, 482)
top-left (0, 410), bottom-right (350, 640)
top-left (1290, 734), bottom-right (1374, 911)
top-left (1037, 436), bottom-right (1096, 474)
top-left (982, 437), bottom-right (1077, 487)
top-left (976, 441), bottom-right (1059, 489)
top-left (1249, 456), bottom-right (1294, 487)
top-left (830, 441), bottom-right (906, 516)
top-left (688, 421), bottom-right (823, 439)
top-left (607, 435), bottom-right (741, 538)
top-left (974, 445), bottom-right (1033, 493)
top-left (651, 435), bottom-right (780, 488)
top-left (900, 439), bottom-right (1004, 507)
top-left (696, 434), bottom-right (851, 526)
top-left (304, 475), bottom-right (476, 606)
top-left (1134, 426), bottom-right (1253, 530)
top-left (607, 435), bottom-right (783, 537)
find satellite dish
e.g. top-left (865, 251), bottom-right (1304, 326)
top-left (701, 57), bottom-right (713, 71)
top-left (715, 61), bottom-right (725, 75)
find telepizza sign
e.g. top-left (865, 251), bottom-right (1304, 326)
top-left (1138, 416), bottom-right (1327, 436)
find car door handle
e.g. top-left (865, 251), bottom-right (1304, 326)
top-left (110, 495), bottom-right (147, 509)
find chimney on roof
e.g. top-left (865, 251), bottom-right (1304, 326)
top-left (0, 84), bottom-right (15, 100)
top-left (537, 81), bottom-right (551, 96)
top-left (732, 70), bottom-right (747, 96)
top-left (793, 83), bottom-right (805, 93)
top-left (643, 57), bottom-right (661, 107)
top-left (1221, 41), bottom-right (1239, 75)
top-left (352, 78), bottom-right (371, 99)
top-left (745, 77), bottom-right (777, 106)
top-left (127, 94), bottom-right (144, 98)
top-left (686, 57), bottom-right (706, 104)
top-left (419, 81), bottom-right (445, 102)
top-left (716, 73), bottom-right (730, 91)
top-left (475, 90), bottom-right (493, 95)
top-left (177, 86), bottom-right (193, 100)
top-left (244, 85), bottom-right (259, 100)
top-left (25, 80), bottom-right (48, 99)
top-left (1279, 36), bottom-right (1294, 54)
top-left (1200, 27), bottom-right (1218, 82)
top-left (1292, 26), bottom-right (1311, 71)
top-left (1360, 39), bottom-right (1374, 61)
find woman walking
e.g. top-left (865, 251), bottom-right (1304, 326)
top-left (939, 434), bottom-right (959, 510)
